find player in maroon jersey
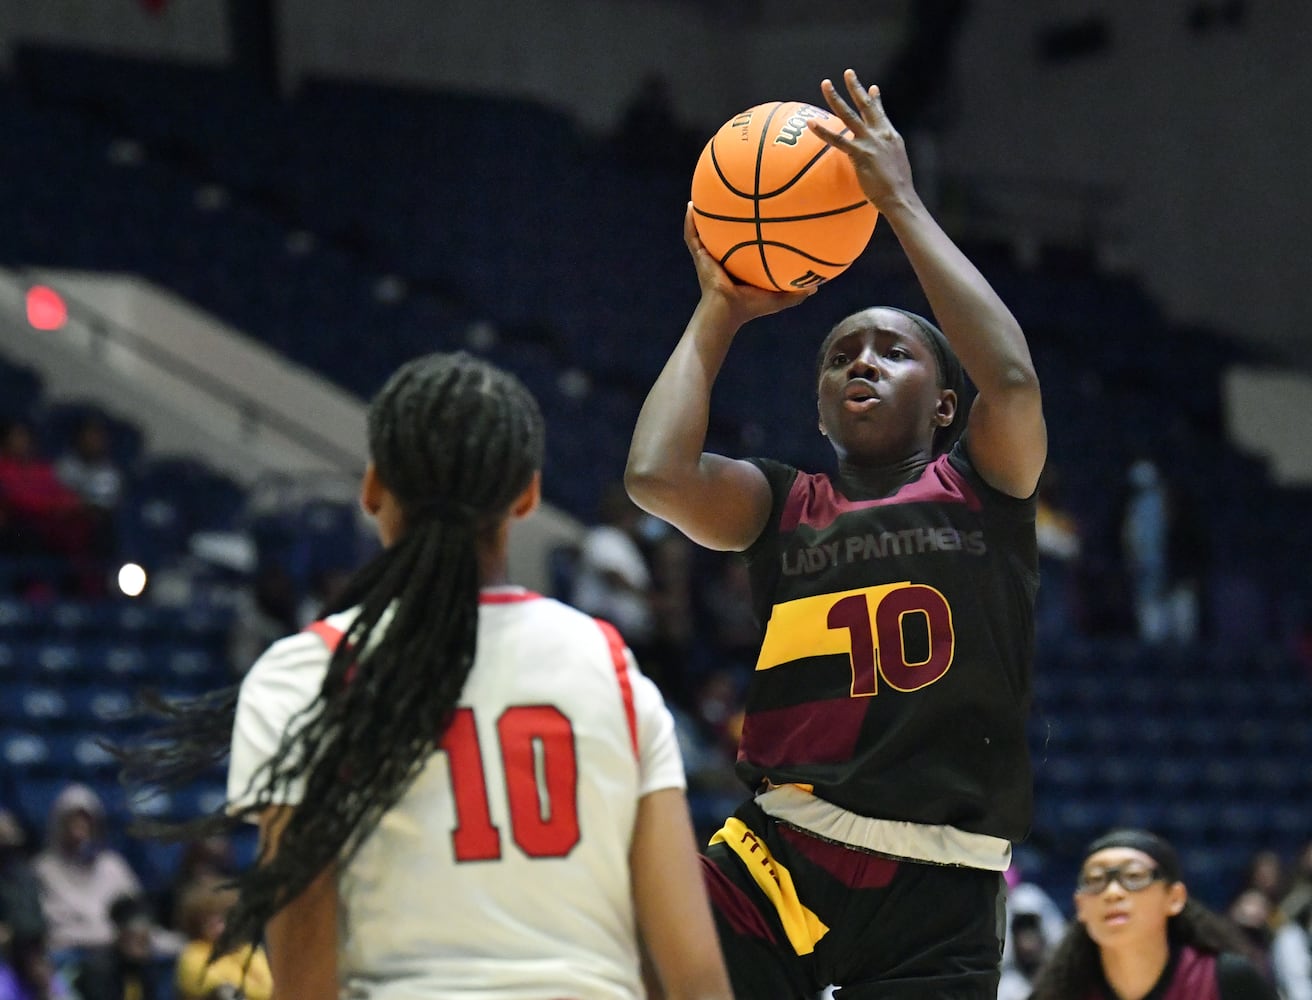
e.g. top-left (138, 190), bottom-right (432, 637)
top-left (628, 68), bottom-right (1045, 998)
top-left (1031, 829), bottom-right (1277, 1000)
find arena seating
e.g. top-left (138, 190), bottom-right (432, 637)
top-left (0, 46), bottom-right (1309, 924)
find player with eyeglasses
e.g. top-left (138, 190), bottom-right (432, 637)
top-left (1029, 829), bottom-right (1278, 1000)
top-left (1076, 861), bottom-right (1167, 895)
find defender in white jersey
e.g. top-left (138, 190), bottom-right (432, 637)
top-left (121, 353), bottom-right (731, 1000)
top-left (230, 590), bottom-right (690, 999)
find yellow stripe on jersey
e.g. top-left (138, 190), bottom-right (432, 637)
top-left (709, 817), bottom-right (829, 955)
top-left (755, 582), bottom-right (908, 671)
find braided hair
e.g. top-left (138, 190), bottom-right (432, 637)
top-left (814, 307), bottom-right (970, 456)
top-left (117, 352), bottom-right (545, 958)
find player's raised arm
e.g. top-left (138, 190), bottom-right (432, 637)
top-left (625, 205), bottom-right (813, 551)
top-left (809, 70), bottom-right (1046, 498)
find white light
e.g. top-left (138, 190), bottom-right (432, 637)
top-left (117, 563), bottom-right (148, 598)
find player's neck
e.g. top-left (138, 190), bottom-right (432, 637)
top-left (1098, 937), bottom-right (1172, 1000)
top-left (476, 527), bottom-right (512, 586)
top-left (836, 452), bottom-right (931, 499)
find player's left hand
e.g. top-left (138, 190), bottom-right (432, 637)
top-left (807, 69), bottom-right (918, 213)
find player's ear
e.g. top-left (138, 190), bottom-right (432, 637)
top-left (510, 471), bottom-right (542, 521)
top-left (360, 461), bottom-right (384, 517)
top-left (1166, 882), bottom-right (1187, 917)
top-left (934, 388), bottom-right (957, 428)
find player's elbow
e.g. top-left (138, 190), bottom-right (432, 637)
top-left (985, 362), bottom-right (1041, 403)
top-left (624, 458), bottom-right (679, 516)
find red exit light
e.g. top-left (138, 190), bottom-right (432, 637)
top-left (26, 286), bottom-right (68, 331)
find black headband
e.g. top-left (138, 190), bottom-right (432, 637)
top-left (1084, 829), bottom-right (1184, 883)
top-left (883, 308), bottom-right (961, 391)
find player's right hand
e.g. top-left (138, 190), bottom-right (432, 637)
top-left (684, 203), bottom-right (816, 326)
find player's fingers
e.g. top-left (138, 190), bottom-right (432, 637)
top-left (844, 69), bottom-right (888, 126)
top-left (806, 118), bottom-right (856, 155)
top-left (818, 78), bottom-right (863, 131)
top-left (683, 202), bottom-right (704, 251)
top-left (866, 85), bottom-right (889, 124)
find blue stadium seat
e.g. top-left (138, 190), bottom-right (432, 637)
top-left (46, 732), bottom-right (119, 777)
top-left (0, 730), bottom-right (51, 773)
top-left (13, 685), bottom-right (71, 729)
top-left (30, 641), bottom-right (84, 682)
top-left (171, 782), bottom-right (228, 821)
top-left (88, 643), bottom-right (153, 684)
top-left (64, 686), bottom-right (137, 731)
top-left (0, 598), bottom-right (37, 635)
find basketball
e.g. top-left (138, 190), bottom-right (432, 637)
top-left (691, 100), bottom-right (879, 291)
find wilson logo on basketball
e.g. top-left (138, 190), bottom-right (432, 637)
top-left (773, 105), bottom-right (826, 147)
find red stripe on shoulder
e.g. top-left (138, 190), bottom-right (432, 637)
top-left (302, 620), bottom-right (356, 684)
top-left (595, 618), bottom-right (639, 760)
top-left (302, 620), bottom-right (346, 650)
top-left (480, 589), bottom-right (542, 604)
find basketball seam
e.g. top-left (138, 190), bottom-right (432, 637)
top-left (760, 126), bottom-right (855, 199)
top-left (754, 103), bottom-right (783, 289)
top-left (709, 140), bottom-right (754, 200)
top-left (720, 240), bottom-right (850, 269)
top-left (692, 200), bottom-right (873, 225)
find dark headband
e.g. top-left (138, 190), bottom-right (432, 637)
top-left (1084, 829), bottom-right (1184, 884)
top-left (883, 307), bottom-right (962, 394)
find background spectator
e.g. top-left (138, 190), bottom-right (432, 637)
top-left (1119, 457), bottom-right (1209, 646)
top-left (0, 419), bottom-right (98, 595)
top-left (569, 482), bottom-right (657, 653)
top-left (0, 809), bottom-right (46, 952)
top-left (1280, 842), bottom-right (1312, 925)
top-left (1001, 861), bottom-right (1068, 978)
top-left (997, 912), bottom-right (1051, 1000)
top-left (1272, 889), bottom-right (1312, 1000)
top-left (157, 834), bottom-right (237, 936)
top-left (172, 882), bottom-right (271, 1000)
top-left (0, 932), bottom-right (73, 1000)
top-left (1242, 848), bottom-right (1289, 911)
top-left (32, 784), bottom-right (142, 956)
top-left (225, 562), bottom-right (300, 676)
top-left (69, 895), bottom-right (158, 1000)
top-left (1227, 888), bottom-right (1275, 980)
top-left (1034, 464), bottom-right (1084, 644)
top-left (54, 415), bottom-right (124, 518)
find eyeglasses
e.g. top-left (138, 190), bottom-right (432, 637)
top-left (1076, 864), bottom-right (1165, 895)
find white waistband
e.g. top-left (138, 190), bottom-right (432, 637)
top-left (755, 785), bottom-right (1012, 871)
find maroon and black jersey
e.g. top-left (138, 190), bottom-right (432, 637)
top-left (739, 438), bottom-right (1038, 842)
top-left (1087, 946), bottom-right (1276, 1000)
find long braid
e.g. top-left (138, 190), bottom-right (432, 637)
top-left (116, 352), bottom-right (545, 960)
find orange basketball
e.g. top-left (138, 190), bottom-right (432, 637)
top-left (691, 101), bottom-right (878, 291)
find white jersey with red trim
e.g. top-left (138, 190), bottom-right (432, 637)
top-left (227, 586), bottom-right (685, 1000)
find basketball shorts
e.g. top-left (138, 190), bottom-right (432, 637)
top-left (700, 799), bottom-right (1006, 999)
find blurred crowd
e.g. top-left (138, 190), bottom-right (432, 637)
top-left (0, 786), bottom-right (270, 1000)
top-left (3, 781), bottom-right (1309, 998)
